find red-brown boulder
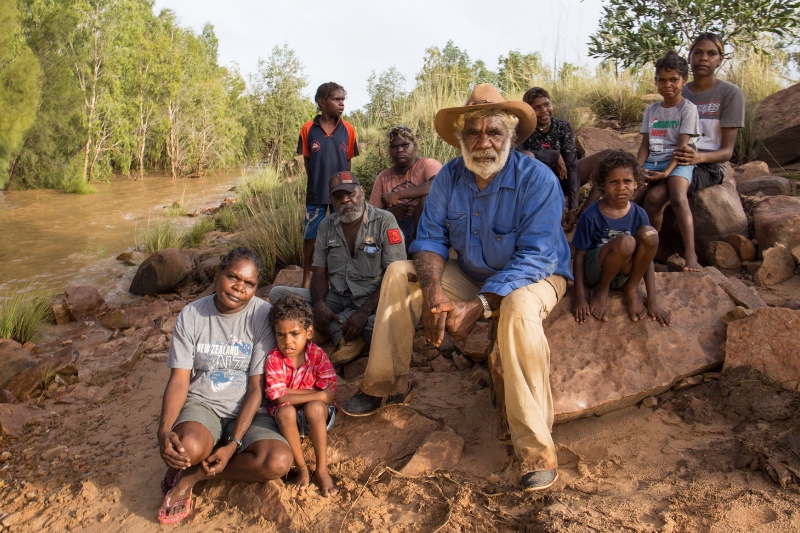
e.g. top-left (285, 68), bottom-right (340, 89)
top-left (755, 83), bottom-right (800, 166)
top-left (724, 234), bottom-right (757, 262)
top-left (753, 195), bottom-right (800, 260)
top-left (658, 178), bottom-right (749, 264)
top-left (575, 126), bottom-right (640, 157)
top-left (545, 272), bottom-right (736, 423)
top-left (5, 346), bottom-right (79, 401)
top-left (129, 248), bottom-right (195, 296)
top-left (0, 339), bottom-right (36, 389)
top-left (64, 285), bottom-right (106, 321)
top-left (725, 308), bottom-right (800, 391)
top-left (706, 241), bottom-right (741, 270)
top-left (731, 161), bottom-right (770, 183)
top-left (755, 244), bottom-right (796, 287)
top-left (737, 176), bottom-right (793, 197)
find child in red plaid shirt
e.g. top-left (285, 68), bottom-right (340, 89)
top-left (266, 294), bottom-right (338, 496)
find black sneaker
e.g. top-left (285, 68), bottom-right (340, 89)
top-left (340, 391), bottom-right (384, 417)
top-left (521, 469), bottom-right (558, 491)
top-left (386, 382), bottom-right (414, 406)
top-left (340, 384), bottom-right (414, 417)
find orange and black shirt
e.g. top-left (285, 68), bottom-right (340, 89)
top-left (297, 116), bottom-right (358, 205)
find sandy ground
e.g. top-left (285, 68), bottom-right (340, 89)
top-left (1, 342), bottom-right (799, 532)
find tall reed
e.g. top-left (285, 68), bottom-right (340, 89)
top-left (0, 287), bottom-right (55, 344)
top-left (236, 168), bottom-right (305, 282)
top-left (139, 218), bottom-right (186, 254)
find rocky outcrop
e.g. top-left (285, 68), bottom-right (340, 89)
top-left (327, 406), bottom-right (441, 471)
top-left (400, 428), bottom-right (465, 476)
top-left (575, 126), bottom-right (640, 158)
top-left (737, 176), bottom-right (793, 197)
top-left (5, 347), bottom-right (79, 401)
top-left (755, 244), bottom-right (796, 287)
top-left (658, 178), bottom-right (749, 265)
top-left (0, 340), bottom-right (36, 389)
top-left (724, 234), bottom-right (757, 262)
top-left (544, 272), bottom-right (735, 423)
top-left (731, 161), bottom-right (770, 183)
top-left (725, 308), bottom-right (800, 391)
top-left (452, 321), bottom-right (492, 363)
top-left (706, 241), bottom-right (741, 270)
top-left (129, 248), bottom-right (195, 296)
top-left (755, 83), bottom-right (800, 166)
top-left (99, 299), bottom-right (170, 330)
top-left (753, 196), bottom-right (800, 261)
top-left (64, 285), bottom-right (106, 321)
top-left (0, 404), bottom-right (49, 436)
top-left (78, 328), bottom-right (156, 385)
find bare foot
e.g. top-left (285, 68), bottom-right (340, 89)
top-left (647, 300), bottom-right (672, 327)
top-left (589, 286), bottom-right (609, 322)
top-left (682, 254), bottom-right (702, 272)
top-left (315, 468), bottom-right (339, 497)
top-left (290, 464), bottom-right (311, 491)
top-left (623, 285), bottom-right (647, 322)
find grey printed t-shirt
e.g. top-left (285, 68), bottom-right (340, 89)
top-left (167, 295), bottom-right (274, 419)
top-left (682, 80), bottom-right (745, 171)
top-left (640, 99), bottom-right (700, 163)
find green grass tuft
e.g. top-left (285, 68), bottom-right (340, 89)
top-left (186, 217), bottom-right (216, 248)
top-left (138, 218), bottom-right (186, 255)
top-left (0, 287), bottom-right (55, 344)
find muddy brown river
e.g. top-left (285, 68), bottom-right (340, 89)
top-left (0, 171), bottom-right (243, 301)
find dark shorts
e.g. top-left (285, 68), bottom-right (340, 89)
top-left (174, 398), bottom-right (288, 452)
top-left (296, 405), bottom-right (336, 438)
top-left (584, 245), bottom-right (630, 290)
top-left (303, 204), bottom-right (334, 239)
top-left (397, 216), bottom-right (415, 251)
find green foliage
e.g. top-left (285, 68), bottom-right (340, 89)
top-left (241, 44), bottom-right (315, 166)
top-left (186, 217), bottom-right (216, 247)
top-left (8, 1), bottom-right (247, 190)
top-left (235, 168), bottom-right (305, 282)
top-left (496, 51), bottom-right (549, 94)
top-left (365, 67), bottom-right (407, 128)
top-left (0, 0), bottom-right (41, 188)
top-left (0, 287), bottom-right (55, 344)
top-left (589, 0), bottom-right (800, 68)
top-left (214, 205), bottom-right (240, 233)
top-left (139, 218), bottom-right (186, 254)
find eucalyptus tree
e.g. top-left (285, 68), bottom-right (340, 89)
top-left (0, 0), bottom-right (40, 188)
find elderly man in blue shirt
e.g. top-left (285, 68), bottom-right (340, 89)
top-left (341, 84), bottom-right (573, 491)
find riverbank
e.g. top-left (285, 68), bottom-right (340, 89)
top-left (0, 171), bottom-right (243, 299)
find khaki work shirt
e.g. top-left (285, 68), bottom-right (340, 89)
top-left (313, 204), bottom-right (406, 306)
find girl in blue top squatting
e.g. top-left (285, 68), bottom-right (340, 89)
top-left (572, 151), bottom-right (672, 327)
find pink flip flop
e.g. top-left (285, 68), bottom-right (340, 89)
top-left (157, 487), bottom-right (192, 525)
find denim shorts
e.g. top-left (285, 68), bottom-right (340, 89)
top-left (584, 245), bottom-right (630, 289)
top-left (174, 398), bottom-right (288, 452)
top-left (303, 204), bottom-right (334, 239)
top-left (644, 160), bottom-right (694, 183)
top-left (296, 405), bottom-right (336, 438)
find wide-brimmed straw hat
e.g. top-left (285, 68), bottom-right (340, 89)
top-left (434, 84), bottom-right (537, 148)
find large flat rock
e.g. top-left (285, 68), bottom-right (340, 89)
top-left (725, 308), bottom-right (800, 392)
top-left (327, 406), bottom-right (441, 474)
top-left (545, 272), bottom-right (735, 423)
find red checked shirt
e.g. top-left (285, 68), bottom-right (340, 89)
top-left (264, 340), bottom-right (337, 417)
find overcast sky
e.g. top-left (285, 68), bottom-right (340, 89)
top-left (152, 0), bottom-right (607, 110)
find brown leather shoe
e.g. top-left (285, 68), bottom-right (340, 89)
top-left (329, 338), bottom-right (366, 367)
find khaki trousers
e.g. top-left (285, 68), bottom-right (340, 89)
top-left (362, 260), bottom-right (566, 471)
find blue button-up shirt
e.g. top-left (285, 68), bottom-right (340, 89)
top-left (408, 151), bottom-right (573, 296)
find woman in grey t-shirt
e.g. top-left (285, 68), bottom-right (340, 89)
top-left (156, 248), bottom-right (291, 525)
top-left (641, 32), bottom-right (745, 234)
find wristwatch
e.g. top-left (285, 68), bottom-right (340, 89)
top-left (477, 294), bottom-right (492, 319)
top-left (225, 436), bottom-right (243, 452)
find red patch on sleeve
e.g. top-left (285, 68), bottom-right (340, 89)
top-left (387, 228), bottom-right (402, 245)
